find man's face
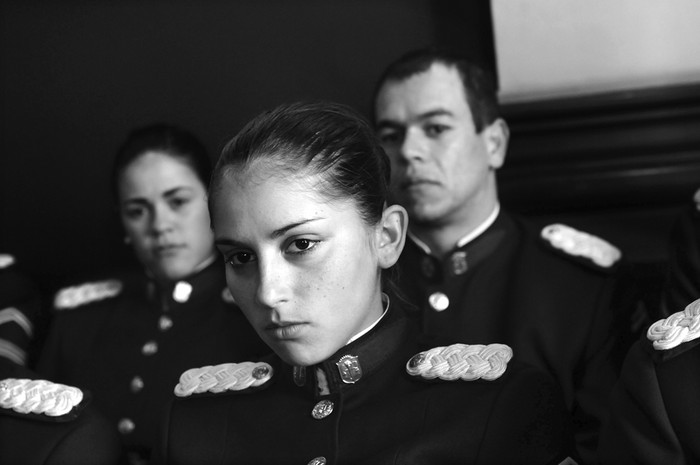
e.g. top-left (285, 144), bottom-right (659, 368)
top-left (374, 63), bottom-right (503, 227)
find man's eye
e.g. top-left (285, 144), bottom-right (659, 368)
top-left (287, 239), bottom-right (319, 254)
top-left (227, 252), bottom-right (256, 267)
top-left (425, 124), bottom-right (449, 137)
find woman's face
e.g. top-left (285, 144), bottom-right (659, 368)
top-left (212, 163), bottom-right (386, 366)
top-left (118, 151), bottom-right (215, 283)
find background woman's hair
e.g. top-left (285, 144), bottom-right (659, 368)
top-left (110, 123), bottom-right (211, 203)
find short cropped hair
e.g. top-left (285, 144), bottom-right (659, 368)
top-left (372, 48), bottom-right (500, 132)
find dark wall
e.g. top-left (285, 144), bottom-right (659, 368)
top-left (0, 0), bottom-right (494, 287)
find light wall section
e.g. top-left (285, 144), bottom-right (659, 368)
top-left (492, 0), bottom-right (700, 103)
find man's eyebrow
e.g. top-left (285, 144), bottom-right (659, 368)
top-left (214, 217), bottom-right (324, 248)
top-left (375, 108), bottom-right (455, 130)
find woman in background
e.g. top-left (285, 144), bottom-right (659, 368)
top-left (38, 124), bottom-right (267, 465)
top-left (157, 102), bottom-right (576, 464)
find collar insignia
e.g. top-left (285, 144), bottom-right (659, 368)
top-left (336, 354), bottom-right (362, 384)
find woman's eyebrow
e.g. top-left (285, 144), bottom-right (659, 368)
top-left (215, 217), bottom-right (325, 248)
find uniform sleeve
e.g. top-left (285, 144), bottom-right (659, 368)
top-left (598, 341), bottom-right (685, 465)
top-left (661, 206), bottom-right (700, 318)
top-left (478, 366), bottom-right (578, 465)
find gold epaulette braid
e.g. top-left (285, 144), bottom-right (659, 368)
top-left (648, 298), bottom-right (700, 350)
top-left (174, 362), bottom-right (273, 397)
top-left (0, 378), bottom-right (83, 416)
top-left (406, 343), bottom-right (513, 381)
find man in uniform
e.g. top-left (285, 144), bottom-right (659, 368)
top-left (372, 48), bottom-right (626, 463)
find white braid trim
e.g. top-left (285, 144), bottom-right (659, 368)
top-left (174, 362), bottom-right (273, 397)
top-left (541, 224), bottom-right (621, 268)
top-left (0, 378), bottom-right (83, 416)
top-left (647, 298), bottom-right (700, 350)
top-left (406, 343), bottom-right (513, 381)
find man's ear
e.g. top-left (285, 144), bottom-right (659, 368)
top-left (483, 118), bottom-right (509, 170)
top-left (376, 204), bottom-right (408, 269)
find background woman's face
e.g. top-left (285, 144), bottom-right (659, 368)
top-left (212, 164), bottom-right (385, 366)
top-left (118, 151), bottom-right (215, 283)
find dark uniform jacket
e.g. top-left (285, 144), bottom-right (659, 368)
top-left (157, 303), bottom-right (577, 465)
top-left (0, 365), bottom-right (121, 465)
top-left (661, 195), bottom-right (700, 318)
top-left (396, 210), bottom-right (621, 463)
top-left (599, 302), bottom-right (700, 464)
top-left (37, 259), bottom-right (268, 464)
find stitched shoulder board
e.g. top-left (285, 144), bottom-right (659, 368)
top-left (54, 280), bottom-right (123, 310)
top-left (174, 361), bottom-right (273, 397)
top-left (647, 298), bottom-right (700, 351)
top-left (0, 254), bottom-right (15, 269)
top-left (541, 223), bottom-right (621, 269)
top-left (0, 378), bottom-right (83, 418)
top-left (406, 343), bottom-right (512, 381)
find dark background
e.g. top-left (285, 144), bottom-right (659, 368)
top-left (2, 0), bottom-right (700, 298)
top-left (1, 0), bottom-right (494, 287)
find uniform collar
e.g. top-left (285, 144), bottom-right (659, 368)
top-left (146, 256), bottom-right (224, 307)
top-left (408, 203), bottom-right (501, 255)
top-left (295, 297), bottom-right (406, 396)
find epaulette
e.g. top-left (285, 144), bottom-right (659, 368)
top-left (693, 187), bottom-right (700, 211)
top-left (0, 378), bottom-right (84, 419)
top-left (0, 254), bottom-right (15, 269)
top-left (174, 361), bottom-right (273, 397)
top-left (406, 343), bottom-right (512, 381)
top-left (53, 280), bottom-right (123, 310)
top-left (647, 297), bottom-right (700, 351)
top-left (541, 223), bottom-right (621, 269)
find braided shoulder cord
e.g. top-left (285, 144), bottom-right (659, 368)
top-left (648, 298), bottom-right (700, 350)
top-left (174, 361), bottom-right (273, 397)
top-left (0, 378), bottom-right (83, 416)
top-left (406, 343), bottom-right (513, 381)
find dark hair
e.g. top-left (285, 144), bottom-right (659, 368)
top-left (372, 48), bottom-right (500, 132)
top-left (210, 101), bottom-right (391, 227)
top-left (111, 123), bottom-right (211, 202)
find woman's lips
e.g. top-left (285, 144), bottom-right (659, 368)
top-left (265, 322), bottom-right (308, 340)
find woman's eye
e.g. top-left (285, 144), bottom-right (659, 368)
top-left (123, 207), bottom-right (146, 220)
top-left (169, 197), bottom-right (190, 209)
top-left (287, 239), bottom-right (319, 254)
top-left (227, 251), bottom-right (256, 267)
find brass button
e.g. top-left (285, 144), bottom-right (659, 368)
top-left (311, 400), bottom-right (334, 420)
top-left (450, 251), bottom-right (468, 275)
top-left (172, 281), bottom-right (193, 303)
top-left (141, 341), bottom-right (158, 356)
top-left (117, 418), bottom-right (135, 435)
top-left (308, 457), bottom-right (327, 465)
top-left (130, 376), bottom-right (144, 393)
top-left (428, 292), bottom-right (449, 312)
top-left (158, 315), bottom-right (173, 331)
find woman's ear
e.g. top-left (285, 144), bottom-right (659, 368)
top-left (376, 204), bottom-right (408, 269)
